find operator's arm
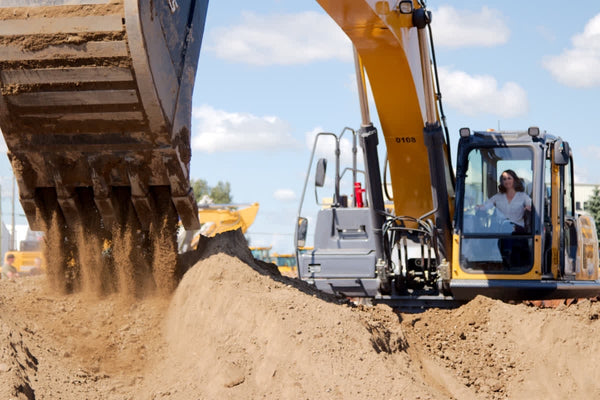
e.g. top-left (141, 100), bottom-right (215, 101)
top-left (477, 194), bottom-right (498, 210)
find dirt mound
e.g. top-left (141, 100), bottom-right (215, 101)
top-left (142, 252), bottom-right (433, 399)
top-left (178, 229), bottom-right (281, 277)
top-left (403, 295), bottom-right (600, 399)
top-left (3, 229), bottom-right (600, 399)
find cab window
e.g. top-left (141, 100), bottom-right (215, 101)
top-left (460, 146), bottom-right (534, 273)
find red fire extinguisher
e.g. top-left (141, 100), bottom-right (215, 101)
top-left (354, 182), bottom-right (365, 208)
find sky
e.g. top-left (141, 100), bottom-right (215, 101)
top-left (1, 1), bottom-right (600, 253)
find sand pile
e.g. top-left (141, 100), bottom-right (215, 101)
top-left (141, 252), bottom-right (433, 399)
top-left (2, 229), bottom-right (600, 399)
top-left (138, 229), bottom-right (427, 398)
top-left (403, 296), bottom-right (600, 399)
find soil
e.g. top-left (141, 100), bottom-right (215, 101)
top-left (2, 229), bottom-right (600, 399)
top-left (0, 3), bottom-right (123, 20)
top-left (0, 2), bottom-right (125, 51)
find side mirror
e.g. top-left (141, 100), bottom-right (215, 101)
top-left (315, 158), bottom-right (327, 187)
top-left (296, 217), bottom-right (308, 248)
top-left (553, 139), bottom-right (569, 166)
top-left (563, 141), bottom-right (571, 157)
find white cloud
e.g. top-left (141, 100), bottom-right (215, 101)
top-left (273, 189), bottom-right (296, 202)
top-left (208, 11), bottom-right (352, 65)
top-left (438, 67), bottom-right (528, 118)
top-left (433, 6), bottom-right (510, 48)
top-left (305, 126), bottom-right (329, 153)
top-left (191, 105), bottom-right (299, 153)
top-left (543, 13), bottom-right (600, 88)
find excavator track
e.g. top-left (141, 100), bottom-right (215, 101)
top-left (0, 0), bottom-right (208, 293)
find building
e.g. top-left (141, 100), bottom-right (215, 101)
top-left (575, 183), bottom-right (600, 213)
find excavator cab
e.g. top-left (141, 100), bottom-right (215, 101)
top-left (451, 128), bottom-right (600, 300)
top-left (457, 141), bottom-right (535, 273)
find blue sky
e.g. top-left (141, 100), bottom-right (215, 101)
top-left (1, 1), bottom-right (600, 253)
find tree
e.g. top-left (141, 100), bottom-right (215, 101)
top-left (585, 186), bottom-right (600, 242)
top-left (190, 178), bottom-right (232, 204)
top-left (190, 179), bottom-right (209, 201)
top-left (210, 181), bottom-right (232, 204)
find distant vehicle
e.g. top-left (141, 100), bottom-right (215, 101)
top-left (271, 253), bottom-right (296, 274)
top-left (178, 203), bottom-right (259, 253)
top-left (5, 232), bottom-right (44, 275)
top-left (252, 247), bottom-right (313, 275)
top-left (250, 246), bottom-right (273, 263)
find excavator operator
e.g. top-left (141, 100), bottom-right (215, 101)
top-left (477, 169), bottom-right (532, 268)
top-left (477, 169), bottom-right (532, 233)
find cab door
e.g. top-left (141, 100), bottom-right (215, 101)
top-left (549, 140), bottom-right (569, 278)
top-left (549, 140), bottom-right (590, 279)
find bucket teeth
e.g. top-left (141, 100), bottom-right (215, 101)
top-left (56, 194), bottom-right (83, 230)
top-left (173, 189), bottom-right (201, 231)
top-left (93, 196), bottom-right (117, 230)
top-left (90, 161), bottom-right (117, 229)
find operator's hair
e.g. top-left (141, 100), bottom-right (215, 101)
top-left (498, 169), bottom-right (525, 193)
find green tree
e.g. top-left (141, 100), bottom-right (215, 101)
top-left (190, 178), bottom-right (232, 204)
top-left (585, 186), bottom-right (600, 242)
top-left (210, 181), bottom-right (232, 204)
top-left (190, 178), bottom-right (209, 203)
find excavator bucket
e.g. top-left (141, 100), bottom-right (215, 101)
top-left (0, 0), bottom-right (208, 232)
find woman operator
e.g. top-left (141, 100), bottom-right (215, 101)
top-left (478, 169), bottom-right (532, 232)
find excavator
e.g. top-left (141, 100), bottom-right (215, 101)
top-left (295, 0), bottom-right (600, 305)
top-left (0, 0), bottom-right (208, 290)
top-left (178, 201), bottom-right (260, 252)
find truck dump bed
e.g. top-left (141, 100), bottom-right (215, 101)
top-left (0, 0), bottom-right (207, 232)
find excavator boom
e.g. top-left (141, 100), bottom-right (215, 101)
top-left (317, 0), bottom-right (436, 222)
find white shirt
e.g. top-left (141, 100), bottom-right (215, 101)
top-left (483, 191), bottom-right (532, 227)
